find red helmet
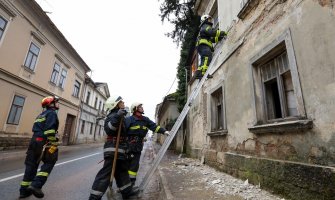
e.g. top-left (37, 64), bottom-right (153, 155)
top-left (41, 96), bottom-right (59, 109)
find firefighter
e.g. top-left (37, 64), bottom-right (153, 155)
top-left (19, 96), bottom-right (60, 199)
top-left (195, 14), bottom-right (227, 79)
top-left (89, 96), bottom-right (139, 200)
top-left (125, 102), bottom-right (169, 185)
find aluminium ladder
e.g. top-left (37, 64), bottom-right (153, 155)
top-left (138, 50), bottom-right (222, 193)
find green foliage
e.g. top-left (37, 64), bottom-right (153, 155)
top-left (160, 0), bottom-right (200, 112)
top-left (159, 0), bottom-right (197, 45)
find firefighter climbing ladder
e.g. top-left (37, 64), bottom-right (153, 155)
top-left (138, 50), bottom-right (222, 193)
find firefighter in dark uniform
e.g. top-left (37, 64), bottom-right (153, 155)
top-left (19, 96), bottom-right (60, 199)
top-left (195, 14), bottom-right (227, 79)
top-left (125, 102), bottom-right (169, 185)
top-left (89, 96), bottom-right (139, 200)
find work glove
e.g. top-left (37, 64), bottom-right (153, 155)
top-left (117, 109), bottom-right (127, 117)
top-left (218, 31), bottom-right (227, 40)
top-left (164, 131), bottom-right (170, 136)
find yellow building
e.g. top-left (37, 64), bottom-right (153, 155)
top-left (0, 0), bottom-right (91, 149)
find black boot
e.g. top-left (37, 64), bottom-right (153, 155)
top-left (27, 185), bottom-right (44, 198)
top-left (19, 190), bottom-right (32, 199)
top-left (195, 70), bottom-right (203, 79)
top-left (122, 186), bottom-right (140, 199)
top-left (206, 74), bottom-right (213, 79)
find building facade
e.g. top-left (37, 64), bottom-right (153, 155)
top-left (0, 0), bottom-right (92, 148)
top-left (76, 77), bottom-right (109, 144)
top-left (155, 93), bottom-right (181, 151)
top-left (185, 0), bottom-right (335, 199)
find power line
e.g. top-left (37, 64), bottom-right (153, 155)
top-left (164, 76), bottom-right (177, 98)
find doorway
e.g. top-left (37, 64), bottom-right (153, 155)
top-left (62, 114), bottom-right (76, 145)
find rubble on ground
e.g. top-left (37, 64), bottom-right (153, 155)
top-left (168, 157), bottom-right (285, 200)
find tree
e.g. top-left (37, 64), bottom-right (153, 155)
top-left (159, 0), bottom-right (197, 45)
top-left (159, 0), bottom-right (199, 111)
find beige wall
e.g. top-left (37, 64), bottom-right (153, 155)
top-left (190, 0), bottom-right (335, 165)
top-left (0, 0), bottom-right (90, 147)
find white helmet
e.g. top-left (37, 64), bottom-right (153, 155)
top-left (105, 96), bottom-right (123, 112)
top-left (130, 102), bottom-right (143, 113)
top-left (200, 14), bottom-right (212, 24)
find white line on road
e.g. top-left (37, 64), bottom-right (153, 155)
top-left (0, 152), bottom-right (101, 183)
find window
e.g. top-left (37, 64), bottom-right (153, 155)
top-left (50, 62), bottom-right (60, 84)
top-left (98, 101), bottom-right (102, 110)
top-left (24, 42), bottom-right (40, 71)
top-left (90, 123), bottom-right (93, 135)
top-left (210, 87), bottom-right (224, 131)
top-left (80, 121), bottom-right (85, 134)
top-left (73, 80), bottom-right (81, 98)
top-left (249, 30), bottom-right (308, 131)
top-left (94, 97), bottom-right (98, 108)
top-left (7, 95), bottom-right (25, 125)
top-left (86, 91), bottom-right (91, 104)
top-left (0, 16), bottom-right (7, 41)
top-left (261, 52), bottom-right (297, 120)
top-left (58, 69), bottom-right (67, 88)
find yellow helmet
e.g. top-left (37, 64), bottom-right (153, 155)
top-left (105, 96), bottom-right (123, 112)
top-left (130, 102), bottom-right (143, 113)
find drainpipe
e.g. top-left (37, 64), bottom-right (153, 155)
top-left (74, 78), bottom-right (89, 144)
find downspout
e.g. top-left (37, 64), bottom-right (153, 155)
top-left (74, 78), bottom-right (88, 144)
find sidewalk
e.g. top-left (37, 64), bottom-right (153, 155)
top-left (153, 143), bottom-right (284, 200)
top-left (0, 142), bottom-right (103, 161)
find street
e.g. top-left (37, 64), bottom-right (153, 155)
top-left (0, 141), bottom-right (284, 200)
top-left (0, 142), bottom-right (161, 200)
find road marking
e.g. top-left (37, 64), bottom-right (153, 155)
top-left (0, 152), bottom-right (101, 183)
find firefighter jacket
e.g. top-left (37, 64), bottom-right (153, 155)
top-left (103, 108), bottom-right (128, 159)
top-left (125, 115), bottom-right (166, 153)
top-left (196, 22), bottom-right (227, 51)
top-left (32, 108), bottom-right (59, 145)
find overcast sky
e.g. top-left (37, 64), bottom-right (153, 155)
top-left (36, 0), bottom-right (180, 120)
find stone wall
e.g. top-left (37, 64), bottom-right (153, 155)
top-left (205, 151), bottom-right (335, 200)
top-left (0, 135), bottom-right (30, 150)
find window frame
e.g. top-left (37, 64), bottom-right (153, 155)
top-left (80, 120), bottom-right (85, 134)
top-left (58, 68), bottom-right (67, 89)
top-left (249, 29), bottom-right (310, 133)
top-left (86, 91), bottom-right (91, 104)
top-left (207, 82), bottom-right (227, 136)
top-left (73, 80), bottom-right (81, 98)
top-left (94, 97), bottom-right (98, 108)
top-left (50, 62), bottom-right (61, 84)
top-left (24, 42), bottom-right (40, 71)
top-left (0, 15), bottom-right (8, 41)
top-left (7, 95), bottom-right (25, 125)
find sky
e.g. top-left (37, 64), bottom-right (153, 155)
top-left (36, 0), bottom-right (180, 120)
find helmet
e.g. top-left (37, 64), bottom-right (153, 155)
top-left (41, 96), bottom-right (59, 108)
top-left (130, 102), bottom-right (143, 113)
top-left (105, 96), bottom-right (123, 112)
top-left (200, 14), bottom-right (212, 24)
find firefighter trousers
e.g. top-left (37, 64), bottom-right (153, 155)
top-left (128, 152), bottom-right (141, 185)
top-left (197, 44), bottom-right (213, 75)
top-left (89, 155), bottom-right (133, 200)
top-left (20, 137), bottom-right (58, 194)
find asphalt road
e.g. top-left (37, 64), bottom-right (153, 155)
top-left (0, 142), bottom-right (161, 200)
top-left (0, 145), bottom-right (115, 200)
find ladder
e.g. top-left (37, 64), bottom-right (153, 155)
top-left (138, 50), bottom-right (221, 193)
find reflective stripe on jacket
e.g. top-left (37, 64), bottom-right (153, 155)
top-left (32, 108), bottom-right (59, 144)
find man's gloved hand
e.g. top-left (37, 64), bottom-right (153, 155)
top-left (164, 131), bottom-right (170, 136)
top-left (117, 109), bottom-right (127, 117)
top-left (219, 31), bottom-right (227, 40)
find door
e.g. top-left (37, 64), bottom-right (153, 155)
top-left (62, 114), bottom-right (75, 145)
